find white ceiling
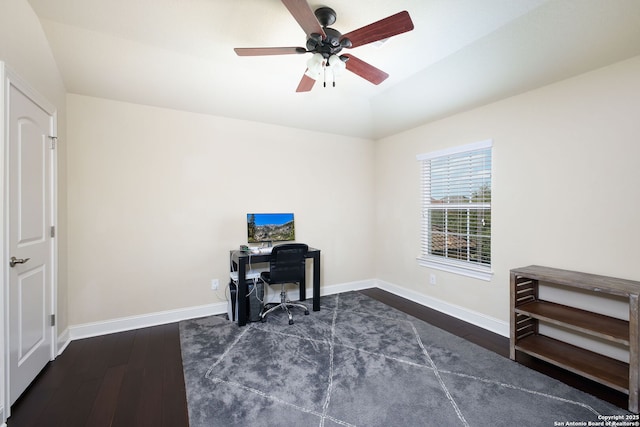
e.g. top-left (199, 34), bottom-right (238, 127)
top-left (27, 0), bottom-right (640, 139)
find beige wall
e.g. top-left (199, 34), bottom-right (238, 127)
top-left (66, 95), bottom-right (375, 325)
top-left (375, 55), bottom-right (640, 324)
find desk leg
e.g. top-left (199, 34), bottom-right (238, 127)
top-left (299, 272), bottom-right (306, 301)
top-left (312, 252), bottom-right (320, 311)
top-left (238, 259), bottom-right (248, 326)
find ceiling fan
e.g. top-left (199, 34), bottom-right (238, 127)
top-left (234, 0), bottom-right (414, 92)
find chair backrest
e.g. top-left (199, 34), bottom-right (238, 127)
top-left (268, 243), bottom-right (309, 284)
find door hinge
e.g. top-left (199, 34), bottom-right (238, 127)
top-left (48, 136), bottom-right (57, 149)
top-left (50, 314), bottom-right (56, 327)
top-left (50, 226), bottom-right (55, 238)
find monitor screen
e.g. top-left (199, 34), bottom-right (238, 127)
top-left (247, 213), bottom-right (295, 244)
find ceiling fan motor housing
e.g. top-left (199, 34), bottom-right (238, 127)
top-left (306, 8), bottom-right (351, 60)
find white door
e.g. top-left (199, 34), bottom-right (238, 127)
top-left (7, 82), bottom-right (54, 405)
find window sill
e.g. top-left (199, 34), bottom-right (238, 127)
top-left (417, 257), bottom-right (493, 281)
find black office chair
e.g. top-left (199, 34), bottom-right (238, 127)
top-left (260, 243), bottom-right (309, 325)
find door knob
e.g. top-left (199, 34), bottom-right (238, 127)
top-left (9, 256), bottom-right (30, 268)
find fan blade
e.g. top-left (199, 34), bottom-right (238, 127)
top-left (281, 0), bottom-right (326, 38)
top-left (342, 54), bottom-right (389, 85)
top-left (296, 72), bottom-right (316, 92)
top-left (341, 11), bottom-right (414, 48)
top-left (234, 47), bottom-right (306, 56)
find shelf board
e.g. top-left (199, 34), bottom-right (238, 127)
top-left (515, 300), bottom-right (629, 345)
top-left (516, 334), bottom-right (629, 394)
top-left (511, 265), bottom-right (640, 297)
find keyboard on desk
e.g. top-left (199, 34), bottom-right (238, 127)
top-left (250, 247), bottom-right (273, 255)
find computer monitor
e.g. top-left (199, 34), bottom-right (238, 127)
top-left (247, 213), bottom-right (295, 244)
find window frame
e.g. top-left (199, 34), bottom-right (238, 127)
top-left (416, 139), bottom-right (493, 281)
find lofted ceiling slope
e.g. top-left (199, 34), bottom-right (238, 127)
top-left (27, 0), bottom-right (640, 139)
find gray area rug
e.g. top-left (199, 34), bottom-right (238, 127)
top-left (179, 291), bottom-right (629, 426)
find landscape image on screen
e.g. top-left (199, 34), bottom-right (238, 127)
top-left (247, 213), bottom-right (295, 243)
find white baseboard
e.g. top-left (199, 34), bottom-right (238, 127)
top-left (375, 279), bottom-right (509, 337)
top-left (320, 279), bottom-right (374, 295)
top-left (257, 279), bottom-right (375, 304)
top-left (57, 327), bottom-right (71, 356)
top-left (60, 278), bottom-right (505, 356)
top-left (66, 280), bottom-right (375, 342)
top-left (67, 301), bottom-right (228, 341)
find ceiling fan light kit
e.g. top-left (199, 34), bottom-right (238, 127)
top-left (234, 0), bottom-right (414, 92)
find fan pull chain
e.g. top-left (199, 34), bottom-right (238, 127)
top-left (321, 65), bottom-right (337, 88)
top-left (319, 62), bottom-right (338, 88)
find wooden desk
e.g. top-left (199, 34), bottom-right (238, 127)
top-left (230, 247), bottom-right (321, 326)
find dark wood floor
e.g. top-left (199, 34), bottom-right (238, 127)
top-left (8, 323), bottom-right (189, 427)
top-left (7, 288), bottom-right (627, 426)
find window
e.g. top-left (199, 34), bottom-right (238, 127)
top-left (417, 140), bottom-right (492, 280)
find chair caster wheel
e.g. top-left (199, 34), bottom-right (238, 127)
top-left (289, 319), bottom-right (294, 325)
top-left (260, 317), bottom-right (266, 323)
top-left (304, 310), bottom-right (310, 315)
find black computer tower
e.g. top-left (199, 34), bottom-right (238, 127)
top-left (228, 279), bottom-right (264, 322)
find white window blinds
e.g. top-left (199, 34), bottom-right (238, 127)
top-left (417, 140), bottom-right (492, 280)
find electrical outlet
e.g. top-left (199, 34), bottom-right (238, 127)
top-left (211, 279), bottom-right (219, 290)
top-left (429, 273), bottom-right (437, 285)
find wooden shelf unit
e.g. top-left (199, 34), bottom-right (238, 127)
top-left (510, 265), bottom-right (640, 413)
